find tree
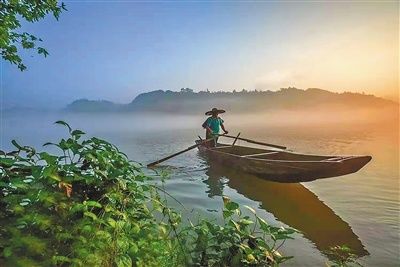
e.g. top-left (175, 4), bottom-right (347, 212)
top-left (0, 0), bottom-right (66, 71)
top-left (180, 88), bottom-right (194, 93)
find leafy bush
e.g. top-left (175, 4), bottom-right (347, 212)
top-left (0, 121), bottom-right (295, 266)
top-left (326, 246), bottom-right (363, 267)
top-left (181, 197), bottom-right (296, 266)
top-left (0, 121), bottom-right (180, 266)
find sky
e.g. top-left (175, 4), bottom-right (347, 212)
top-left (2, 1), bottom-right (399, 109)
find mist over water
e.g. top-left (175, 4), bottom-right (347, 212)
top-left (1, 108), bottom-right (399, 266)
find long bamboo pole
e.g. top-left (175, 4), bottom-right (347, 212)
top-left (147, 137), bottom-right (214, 167)
top-left (218, 134), bottom-right (286, 150)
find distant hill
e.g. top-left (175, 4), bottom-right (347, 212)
top-left (65, 87), bottom-right (398, 114)
top-left (65, 99), bottom-right (123, 112)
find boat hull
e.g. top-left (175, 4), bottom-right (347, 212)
top-left (197, 142), bottom-right (371, 182)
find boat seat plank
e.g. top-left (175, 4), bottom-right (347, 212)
top-left (242, 152), bottom-right (279, 158)
top-left (322, 156), bottom-right (354, 162)
top-left (322, 157), bottom-right (343, 161)
top-left (212, 146), bottom-right (233, 150)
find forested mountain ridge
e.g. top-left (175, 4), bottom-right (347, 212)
top-left (65, 87), bottom-right (397, 113)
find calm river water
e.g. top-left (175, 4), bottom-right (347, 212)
top-left (1, 111), bottom-right (399, 266)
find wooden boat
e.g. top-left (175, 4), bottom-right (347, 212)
top-left (196, 141), bottom-right (372, 182)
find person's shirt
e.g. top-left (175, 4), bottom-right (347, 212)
top-left (202, 116), bottom-right (224, 134)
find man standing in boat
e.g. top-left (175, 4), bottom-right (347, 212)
top-left (202, 108), bottom-right (228, 146)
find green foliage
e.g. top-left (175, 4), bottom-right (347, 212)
top-left (180, 197), bottom-right (296, 266)
top-left (0, 121), bottom-right (179, 266)
top-left (326, 245), bottom-right (363, 267)
top-left (0, 121), bottom-right (297, 266)
top-left (0, 0), bottom-right (66, 71)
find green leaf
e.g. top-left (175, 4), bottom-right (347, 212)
top-left (229, 219), bottom-right (241, 231)
top-left (243, 205), bottom-right (256, 214)
top-left (95, 230), bottom-right (112, 242)
top-left (43, 142), bottom-right (56, 147)
top-left (13, 180), bottom-right (29, 190)
top-left (128, 243), bottom-right (139, 256)
top-left (71, 129), bottom-right (85, 138)
top-left (70, 203), bottom-right (86, 213)
top-left (223, 210), bottom-right (234, 219)
top-left (84, 211), bottom-right (98, 221)
top-left (107, 218), bottom-right (117, 228)
top-left (3, 247), bottom-right (12, 258)
top-left (257, 216), bottom-right (270, 232)
top-left (0, 157), bottom-right (16, 167)
top-left (52, 256), bottom-right (73, 264)
top-left (225, 201), bottom-right (239, 211)
top-left (277, 255), bottom-right (294, 263)
top-left (39, 152), bottom-right (58, 164)
top-left (84, 200), bottom-right (102, 208)
top-left (54, 120), bottom-right (72, 132)
top-left (42, 165), bottom-right (60, 181)
top-left (239, 218), bottom-right (254, 225)
top-left (11, 139), bottom-right (23, 150)
top-left (37, 47), bottom-right (49, 57)
top-left (115, 255), bottom-right (132, 267)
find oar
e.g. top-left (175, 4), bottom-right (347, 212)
top-left (147, 137), bottom-right (214, 167)
top-left (231, 132), bottom-right (241, 146)
top-left (218, 134), bottom-right (286, 150)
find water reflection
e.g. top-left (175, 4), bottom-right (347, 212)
top-left (203, 162), bottom-right (369, 259)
